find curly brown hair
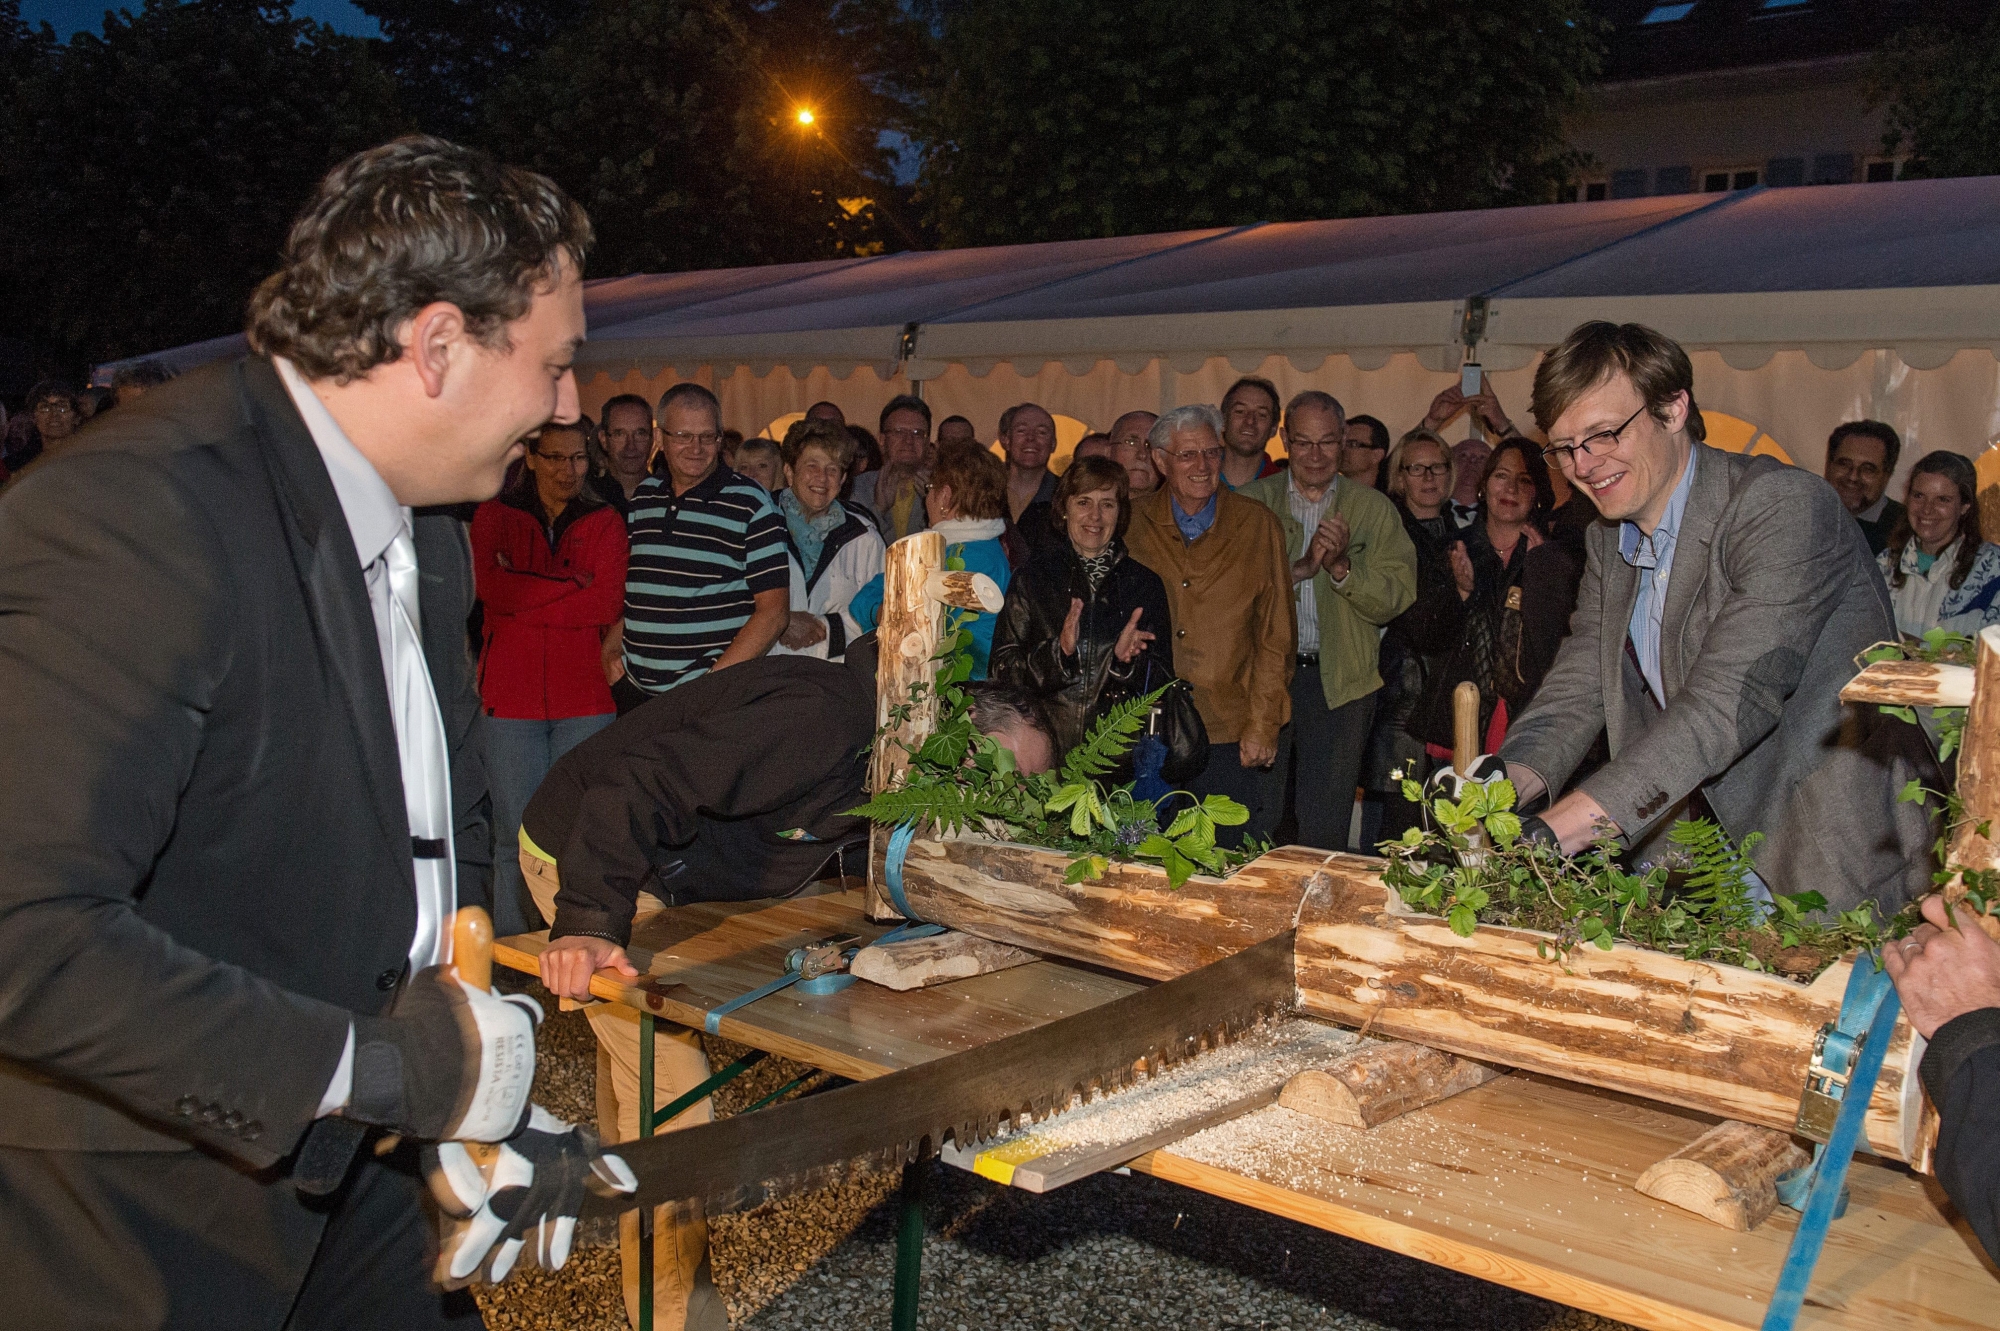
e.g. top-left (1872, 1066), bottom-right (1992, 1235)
top-left (246, 136), bottom-right (591, 384)
top-left (780, 417), bottom-right (856, 471)
top-left (931, 440), bottom-right (1008, 521)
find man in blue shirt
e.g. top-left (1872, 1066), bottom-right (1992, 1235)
top-left (1500, 322), bottom-right (1934, 912)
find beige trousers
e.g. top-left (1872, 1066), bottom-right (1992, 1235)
top-left (522, 848), bottom-right (727, 1331)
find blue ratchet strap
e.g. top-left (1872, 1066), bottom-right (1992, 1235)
top-left (882, 821), bottom-right (926, 923)
top-left (704, 966), bottom-right (807, 1036)
top-left (1759, 957), bottom-right (1901, 1331)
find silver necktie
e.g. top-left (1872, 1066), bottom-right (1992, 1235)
top-left (379, 523), bottom-right (455, 971)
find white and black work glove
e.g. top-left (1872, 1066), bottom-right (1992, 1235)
top-left (346, 965), bottom-right (542, 1143)
top-left (1426, 753), bottom-right (1510, 804)
top-left (426, 1106), bottom-right (638, 1285)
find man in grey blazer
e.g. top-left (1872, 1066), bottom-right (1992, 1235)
top-left (1501, 322), bottom-right (1936, 913)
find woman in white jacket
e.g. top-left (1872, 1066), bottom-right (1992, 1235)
top-left (772, 417), bottom-right (886, 662)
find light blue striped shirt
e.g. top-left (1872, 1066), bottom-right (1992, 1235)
top-left (1618, 452), bottom-right (1695, 704)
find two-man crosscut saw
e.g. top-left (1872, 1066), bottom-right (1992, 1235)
top-left (578, 929), bottom-right (1298, 1219)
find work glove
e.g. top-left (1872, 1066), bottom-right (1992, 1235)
top-left (426, 1106), bottom-right (638, 1286)
top-left (1425, 752), bottom-right (1510, 804)
top-left (345, 965), bottom-right (542, 1143)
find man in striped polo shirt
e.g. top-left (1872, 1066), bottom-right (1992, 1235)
top-left (615, 381), bottom-right (790, 711)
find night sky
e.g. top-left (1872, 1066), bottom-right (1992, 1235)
top-left (22, 0), bottom-right (380, 40)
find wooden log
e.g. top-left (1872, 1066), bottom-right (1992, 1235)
top-left (1277, 1040), bottom-right (1498, 1129)
top-left (1948, 623), bottom-right (2000, 878)
top-left (850, 929), bottom-right (1040, 991)
top-left (871, 833), bottom-right (1927, 1164)
top-left (865, 532), bottom-right (946, 920)
top-left (1634, 1120), bottom-right (1809, 1231)
top-left (1839, 658), bottom-right (1976, 709)
top-left (1291, 853), bottom-right (1925, 1165)
top-left (925, 569), bottom-right (1004, 614)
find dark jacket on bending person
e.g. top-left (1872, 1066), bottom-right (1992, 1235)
top-left (1920, 1007), bottom-right (2000, 1262)
top-left (522, 655), bottom-right (875, 945)
top-left (1415, 518), bottom-right (1580, 751)
top-left (989, 538), bottom-right (1174, 762)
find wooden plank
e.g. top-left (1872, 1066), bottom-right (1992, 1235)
top-left (494, 885), bottom-right (1144, 1083)
top-left (1131, 1074), bottom-right (1996, 1331)
top-left (869, 833), bottom-right (1331, 981)
top-left (1290, 854), bottom-right (1924, 1164)
top-left (940, 1019), bottom-right (1357, 1193)
top-left (1839, 659), bottom-right (1975, 709)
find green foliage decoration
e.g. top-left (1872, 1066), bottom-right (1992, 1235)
top-left (848, 635), bottom-right (1265, 889)
top-left (1380, 775), bottom-right (1892, 978)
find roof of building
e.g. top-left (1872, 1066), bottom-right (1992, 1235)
top-left (1588, 0), bottom-right (1989, 83)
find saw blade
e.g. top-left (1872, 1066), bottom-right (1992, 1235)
top-left (581, 929), bottom-right (1297, 1219)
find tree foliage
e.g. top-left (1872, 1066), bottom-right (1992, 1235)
top-left (0, 0), bottom-right (405, 371)
top-left (1868, 11), bottom-right (2000, 180)
top-left (356, 0), bottom-right (592, 140)
top-left (918, 0), bottom-right (1603, 248)
top-left (483, 0), bottom-right (928, 277)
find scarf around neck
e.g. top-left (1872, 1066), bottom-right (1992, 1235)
top-left (780, 488), bottom-right (845, 574)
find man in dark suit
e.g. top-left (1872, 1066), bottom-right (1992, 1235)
top-left (1500, 322), bottom-right (1936, 913)
top-left (0, 137), bottom-right (611, 1328)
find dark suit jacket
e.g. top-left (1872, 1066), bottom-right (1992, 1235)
top-left (1502, 444), bottom-right (1936, 913)
top-left (0, 357), bottom-right (489, 1167)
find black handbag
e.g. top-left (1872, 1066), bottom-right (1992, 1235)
top-left (1137, 657), bottom-right (1210, 786)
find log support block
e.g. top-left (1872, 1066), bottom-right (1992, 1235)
top-left (1277, 1039), bottom-right (1499, 1129)
top-left (1633, 1120), bottom-right (1809, 1231)
top-left (851, 929), bottom-right (1040, 991)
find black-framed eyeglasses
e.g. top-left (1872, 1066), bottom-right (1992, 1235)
top-left (1543, 404), bottom-right (1646, 466)
top-left (1401, 462), bottom-right (1450, 478)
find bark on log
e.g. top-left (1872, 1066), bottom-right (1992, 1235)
top-left (871, 833), bottom-right (1927, 1165)
top-left (1948, 624), bottom-right (2000, 877)
top-left (1277, 1040), bottom-right (1498, 1129)
top-left (866, 532), bottom-right (946, 920)
top-left (850, 930), bottom-right (1040, 991)
top-left (1292, 854), bottom-right (1924, 1164)
top-left (1634, 1121), bottom-right (1809, 1231)
top-left (1839, 659), bottom-right (1976, 709)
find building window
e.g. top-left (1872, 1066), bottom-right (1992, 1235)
top-left (1765, 157), bottom-right (1804, 188)
top-left (1704, 169), bottom-right (1759, 192)
top-left (1585, 181), bottom-right (1608, 202)
top-left (1811, 153), bottom-right (1856, 185)
top-left (1610, 169), bottom-right (1649, 199)
top-left (1557, 183), bottom-right (1579, 203)
top-left (1641, 2), bottom-right (1697, 21)
top-left (1865, 158), bottom-right (1899, 183)
top-left (1654, 166), bottom-right (1693, 195)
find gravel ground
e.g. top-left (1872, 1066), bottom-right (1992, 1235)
top-left (479, 979), bottom-right (1637, 1331)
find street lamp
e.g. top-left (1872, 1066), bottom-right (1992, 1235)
top-left (795, 108), bottom-right (815, 127)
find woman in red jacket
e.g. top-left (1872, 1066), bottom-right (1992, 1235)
top-left (472, 420), bottom-right (629, 935)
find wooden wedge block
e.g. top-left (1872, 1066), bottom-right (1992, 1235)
top-left (1634, 1120), bottom-right (1809, 1231)
top-left (1278, 1040), bottom-right (1499, 1129)
top-left (851, 929), bottom-right (1039, 991)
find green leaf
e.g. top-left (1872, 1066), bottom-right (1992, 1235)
top-left (1164, 807), bottom-right (1199, 838)
top-left (1447, 904), bottom-right (1478, 936)
top-left (1161, 842), bottom-right (1196, 889)
top-left (1401, 779), bottom-right (1424, 803)
top-left (1201, 794), bottom-right (1249, 827)
top-left (1487, 779), bottom-right (1517, 812)
top-left (1900, 778), bottom-right (1927, 804)
top-left (1064, 854), bottom-right (1108, 885)
top-left (1457, 886), bottom-right (1490, 913)
top-left (1485, 811), bottom-right (1522, 847)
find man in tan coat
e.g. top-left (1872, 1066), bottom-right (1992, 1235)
top-left (1126, 403), bottom-right (1295, 844)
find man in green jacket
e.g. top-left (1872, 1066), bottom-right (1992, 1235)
top-left (1241, 391), bottom-right (1416, 849)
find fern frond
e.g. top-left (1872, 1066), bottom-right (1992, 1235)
top-left (1059, 686), bottom-right (1166, 784)
top-left (847, 783), bottom-right (1021, 837)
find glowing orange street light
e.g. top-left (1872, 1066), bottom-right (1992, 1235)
top-left (795, 108), bottom-right (816, 126)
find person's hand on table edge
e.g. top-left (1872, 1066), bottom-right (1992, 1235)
top-left (1885, 893), bottom-right (2000, 1040)
top-left (539, 934), bottom-right (638, 1001)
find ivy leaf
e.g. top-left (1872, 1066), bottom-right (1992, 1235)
top-left (1900, 778), bottom-right (1927, 804)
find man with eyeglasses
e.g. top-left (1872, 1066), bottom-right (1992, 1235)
top-left (617, 381), bottom-right (790, 713)
top-left (1107, 410), bottom-right (1160, 496)
top-left (1496, 321), bottom-right (1935, 914)
top-left (594, 393), bottom-right (657, 513)
top-left (1242, 392), bottom-right (1415, 851)
top-left (1125, 404), bottom-right (1294, 845)
top-left (1825, 420), bottom-right (1905, 557)
top-left (849, 394), bottom-right (933, 542)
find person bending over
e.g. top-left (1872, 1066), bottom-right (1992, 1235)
top-left (523, 656), bottom-right (1053, 1329)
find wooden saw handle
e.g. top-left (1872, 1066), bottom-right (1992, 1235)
top-left (450, 906), bottom-right (504, 1165)
top-left (1452, 681), bottom-right (1481, 775)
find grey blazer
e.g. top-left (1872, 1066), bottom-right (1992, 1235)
top-left (1501, 444), bottom-right (1937, 913)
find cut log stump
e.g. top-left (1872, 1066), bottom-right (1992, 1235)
top-left (1278, 1040), bottom-right (1499, 1130)
top-left (1633, 1120), bottom-right (1809, 1231)
top-left (851, 929), bottom-right (1039, 991)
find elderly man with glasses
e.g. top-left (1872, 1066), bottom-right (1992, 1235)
top-left (1241, 391), bottom-right (1415, 850)
top-left (1125, 404), bottom-right (1295, 845)
top-left (849, 393), bottom-right (933, 541)
top-left (615, 380), bottom-right (790, 712)
top-left (1496, 322), bottom-right (1936, 914)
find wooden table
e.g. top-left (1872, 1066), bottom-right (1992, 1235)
top-left (497, 888), bottom-right (1998, 1331)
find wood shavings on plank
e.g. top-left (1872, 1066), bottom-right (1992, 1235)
top-left (940, 1018), bottom-right (1358, 1192)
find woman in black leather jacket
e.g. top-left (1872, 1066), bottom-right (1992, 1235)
top-left (990, 456), bottom-right (1174, 762)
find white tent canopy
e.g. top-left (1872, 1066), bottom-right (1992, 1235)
top-left (104, 176), bottom-right (2000, 478)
